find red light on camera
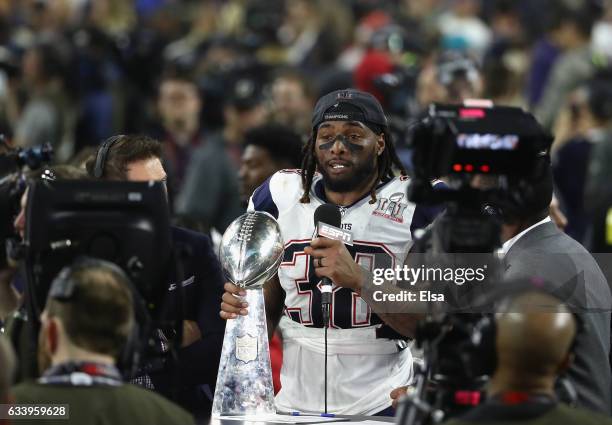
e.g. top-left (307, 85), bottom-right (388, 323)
top-left (480, 165), bottom-right (490, 173)
top-left (453, 164), bottom-right (463, 172)
top-left (459, 109), bottom-right (485, 119)
top-left (455, 391), bottom-right (482, 406)
top-left (465, 164), bottom-right (474, 172)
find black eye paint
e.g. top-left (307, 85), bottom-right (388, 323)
top-left (318, 134), bottom-right (364, 153)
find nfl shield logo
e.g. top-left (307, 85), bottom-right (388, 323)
top-left (235, 334), bottom-right (258, 363)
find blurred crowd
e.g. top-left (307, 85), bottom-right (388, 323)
top-left (0, 0), bottom-right (612, 242)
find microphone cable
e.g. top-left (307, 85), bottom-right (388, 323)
top-left (323, 302), bottom-right (329, 415)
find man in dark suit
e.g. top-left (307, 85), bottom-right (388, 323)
top-left (85, 134), bottom-right (226, 420)
top-left (501, 164), bottom-right (611, 415)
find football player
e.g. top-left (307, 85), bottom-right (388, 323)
top-left (220, 89), bottom-right (442, 415)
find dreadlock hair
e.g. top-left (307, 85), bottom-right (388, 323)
top-left (299, 126), bottom-right (407, 204)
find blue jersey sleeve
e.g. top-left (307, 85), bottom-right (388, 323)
top-left (250, 176), bottom-right (279, 219)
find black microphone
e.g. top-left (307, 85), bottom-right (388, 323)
top-left (313, 204), bottom-right (341, 327)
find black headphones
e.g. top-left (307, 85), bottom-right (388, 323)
top-left (93, 135), bottom-right (125, 179)
top-left (48, 256), bottom-right (132, 302)
top-left (48, 256), bottom-right (149, 379)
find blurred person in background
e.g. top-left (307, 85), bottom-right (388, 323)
top-left (591, 0), bottom-right (612, 59)
top-left (336, 9), bottom-right (392, 72)
top-left (238, 123), bottom-right (303, 207)
top-left (10, 0), bottom-right (74, 37)
top-left (87, 0), bottom-right (137, 38)
top-left (221, 77), bottom-right (269, 167)
top-left (14, 39), bottom-right (73, 155)
top-left (71, 27), bottom-right (122, 153)
top-left (535, 0), bottom-right (603, 130)
top-left (416, 51), bottom-right (483, 108)
top-left (0, 46), bottom-right (20, 139)
top-left (554, 70), bottom-right (612, 243)
top-left (481, 47), bottom-right (529, 108)
top-left (153, 68), bottom-right (204, 202)
top-left (480, 1), bottom-right (530, 107)
top-left (269, 69), bottom-right (315, 139)
top-left (584, 70), bottom-right (612, 216)
top-left (396, 0), bottom-right (444, 43)
top-left (436, 0), bottom-right (492, 57)
top-left (11, 259), bottom-right (194, 425)
top-left (279, 0), bottom-right (352, 72)
top-left (352, 23), bottom-right (428, 170)
top-left (193, 36), bottom-right (255, 131)
top-left (171, 77), bottom-right (257, 235)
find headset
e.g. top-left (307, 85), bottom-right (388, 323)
top-left (49, 256), bottom-right (130, 300)
top-left (92, 135), bottom-right (125, 179)
top-left (48, 256), bottom-right (150, 379)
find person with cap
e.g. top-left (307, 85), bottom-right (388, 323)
top-left (11, 258), bottom-right (194, 425)
top-left (220, 88), bottom-right (444, 415)
top-left (442, 290), bottom-right (612, 425)
top-left (221, 77), bottom-right (269, 168)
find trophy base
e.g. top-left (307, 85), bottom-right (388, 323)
top-left (212, 288), bottom-right (276, 416)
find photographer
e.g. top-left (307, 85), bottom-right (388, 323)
top-left (85, 134), bottom-right (225, 419)
top-left (442, 290), bottom-right (612, 425)
top-left (11, 258), bottom-right (194, 425)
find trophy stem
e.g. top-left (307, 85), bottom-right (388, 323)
top-left (212, 287), bottom-right (276, 416)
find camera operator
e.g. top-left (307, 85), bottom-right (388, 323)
top-left (0, 165), bottom-right (86, 385)
top-left (11, 258), bottom-right (194, 425)
top-left (392, 165), bottom-right (610, 416)
top-left (389, 103), bottom-right (610, 418)
top-left (0, 165), bottom-right (86, 324)
top-left (442, 290), bottom-right (612, 425)
top-left (85, 134), bottom-right (225, 419)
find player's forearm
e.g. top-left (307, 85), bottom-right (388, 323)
top-left (356, 269), bottom-right (429, 339)
top-left (264, 275), bottom-right (285, 341)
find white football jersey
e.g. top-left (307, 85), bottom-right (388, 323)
top-left (248, 170), bottom-right (442, 415)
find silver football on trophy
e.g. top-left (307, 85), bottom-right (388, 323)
top-left (220, 211), bottom-right (284, 289)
